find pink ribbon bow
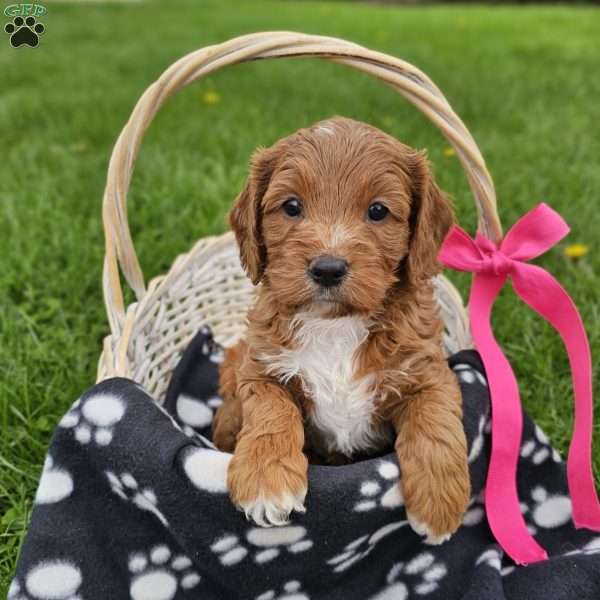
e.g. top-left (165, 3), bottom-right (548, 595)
top-left (439, 203), bottom-right (600, 565)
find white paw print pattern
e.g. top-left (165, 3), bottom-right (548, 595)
top-left (59, 392), bottom-right (126, 446)
top-left (177, 393), bottom-right (223, 434)
top-left (211, 534), bottom-right (248, 566)
top-left (475, 548), bottom-right (516, 577)
top-left (211, 525), bottom-right (313, 566)
top-left (34, 455), bottom-right (73, 505)
top-left (520, 424), bottom-right (561, 466)
top-left (354, 460), bottom-right (404, 512)
top-left (200, 328), bottom-right (225, 365)
top-left (195, 326), bottom-right (225, 365)
top-left (468, 415), bottom-right (488, 465)
top-left (328, 520), bottom-right (410, 573)
top-left (134, 385), bottom-right (215, 446)
top-left (462, 489), bottom-right (486, 527)
top-left (522, 486), bottom-right (572, 534)
top-left (182, 447), bottom-right (232, 493)
top-left (563, 536), bottom-right (600, 558)
top-left (452, 363), bottom-right (488, 387)
top-left (452, 363), bottom-right (489, 465)
top-left (256, 580), bottom-right (309, 600)
top-left (475, 548), bottom-right (517, 577)
top-left (209, 347), bottom-right (224, 364)
top-left (129, 544), bottom-right (201, 600)
top-left (370, 552), bottom-right (448, 599)
top-left (106, 471), bottom-right (168, 527)
top-left (9, 560), bottom-right (82, 600)
top-left (476, 548), bottom-right (502, 571)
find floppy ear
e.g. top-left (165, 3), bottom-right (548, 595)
top-left (229, 147), bottom-right (277, 285)
top-left (405, 151), bottom-right (455, 284)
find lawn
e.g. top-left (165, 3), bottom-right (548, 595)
top-left (2, 0), bottom-right (600, 590)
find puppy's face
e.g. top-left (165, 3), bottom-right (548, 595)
top-left (231, 118), bottom-right (454, 315)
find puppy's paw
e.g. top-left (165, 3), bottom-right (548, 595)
top-left (401, 454), bottom-right (470, 546)
top-left (406, 511), bottom-right (453, 545)
top-left (228, 451), bottom-right (308, 527)
top-left (239, 490), bottom-right (307, 527)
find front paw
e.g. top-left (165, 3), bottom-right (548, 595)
top-left (228, 454), bottom-right (308, 527)
top-left (402, 462), bottom-right (470, 545)
top-left (238, 491), bottom-right (307, 527)
top-left (406, 510), bottom-right (454, 545)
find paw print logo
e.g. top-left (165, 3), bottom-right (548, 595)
top-left (106, 471), bottom-right (168, 527)
top-left (9, 560), bottom-right (81, 600)
top-left (328, 520), bottom-right (409, 573)
top-left (59, 393), bottom-right (126, 446)
top-left (520, 424), bottom-right (561, 466)
top-left (211, 525), bottom-right (313, 566)
top-left (4, 16), bottom-right (45, 48)
top-left (129, 544), bottom-right (201, 600)
top-left (256, 580), bottom-right (309, 600)
top-left (34, 455), bottom-right (74, 505)
top-left (353, 460), bottom-right (404, 512)
top-left (370, 552), bottom-right (448, 599)
top-left (522, 486), bottom-right (572, 534)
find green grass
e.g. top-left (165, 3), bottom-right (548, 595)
top-left (2, 0), bottom-right (600, 589)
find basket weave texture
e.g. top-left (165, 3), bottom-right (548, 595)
top-left (97, 32), bottom-right (504, 401)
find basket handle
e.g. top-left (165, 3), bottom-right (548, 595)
top-left (102, 31), bottom-right (502, 334)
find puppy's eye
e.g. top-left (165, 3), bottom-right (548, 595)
top-left (282, 197), bottom-right (303, 218)
top-left (367, 201), bottom-right (389, 222)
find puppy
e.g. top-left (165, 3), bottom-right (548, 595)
top-left (213, 117), bottom-right (470, 544)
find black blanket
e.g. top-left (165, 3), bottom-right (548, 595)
top-left (10, 329), bottom-right (600, 600)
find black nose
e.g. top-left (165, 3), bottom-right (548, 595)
top-left (308, 255), bottom-right (348, 287)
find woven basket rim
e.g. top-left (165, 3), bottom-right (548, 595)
top-left (97, 31), bottom-right (492, 384)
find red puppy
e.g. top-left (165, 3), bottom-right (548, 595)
top-left (214, 117), bottom-right (470, 544)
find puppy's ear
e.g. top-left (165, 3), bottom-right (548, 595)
top-left (405, 151), bottom-right (455, 284)
top-left (230, 147), bottom-right (277, 285)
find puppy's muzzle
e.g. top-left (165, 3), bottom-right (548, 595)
top-left (308, 255), bottom-right (348, 288)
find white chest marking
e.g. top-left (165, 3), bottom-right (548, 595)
top-left (261, 312), bottom-right (385, 456)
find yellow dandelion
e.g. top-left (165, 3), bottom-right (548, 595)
top-left (443, 146), bottom-right (456, 157)
top-left (70, 141), bottom-right (88, 153)
top-left (202, 90), bottom-right (221, 105)
top-left (564, 244), bottom-right (589, 259)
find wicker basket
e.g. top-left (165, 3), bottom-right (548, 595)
top-left (97, 32), bottom-right (503, 402)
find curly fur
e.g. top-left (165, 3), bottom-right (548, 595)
top-left (214, 117), bottom-right (470, 542)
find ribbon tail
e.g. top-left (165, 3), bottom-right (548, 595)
top-left (512, 264), bottom-right (600, 530)
top-left (470, 273), bottom-right (548, 564)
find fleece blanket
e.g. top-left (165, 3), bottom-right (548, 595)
top-left (10, 328), bottom-right (600, 600)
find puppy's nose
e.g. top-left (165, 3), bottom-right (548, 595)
top-left (308, 255), bottom-right (348, 287)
